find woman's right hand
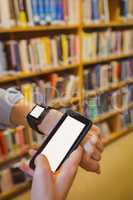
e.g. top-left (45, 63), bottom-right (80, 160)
top-left (22, 147), bottom-right (82, 200)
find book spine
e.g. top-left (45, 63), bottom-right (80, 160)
top-left (44, 0), bottom-right (52, 23)
top-left (18, 0), bottom-right (27, 26)
top-left (91, 0), bottom-right (100, 21)
top-left (31, 0), bottom-right (40, 24)
top-left (120, 0), bottom-right (128, 18)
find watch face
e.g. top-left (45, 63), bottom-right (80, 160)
top-left (30, 105), bottom-right (44, 119)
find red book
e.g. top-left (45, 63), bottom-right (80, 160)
top-left (0, 132), bottom-right (8, 155)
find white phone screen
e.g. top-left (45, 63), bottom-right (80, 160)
top-left (41, 116), bottom-right (85, 172)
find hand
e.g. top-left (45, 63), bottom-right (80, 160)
top-left (38, 109), bottom-right (104, 174)
top-left (81, 125), bottom-right (104, 173)
top-left (22, 147), bottom-right (82, 200)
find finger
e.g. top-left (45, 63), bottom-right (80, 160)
top-left (82, 125), bottom-right (100, 146)
top-left (96, 139), bottom-right (104, 153)
top-left (19, 163), bottom-right (34, 177)
top-left (90, 125), bottom-right (101, 137)
top-left (91, 149), bottom-right (101, 161)
top-left (29, 149), bottom-right (37, 157)
top-left (31, 155), bottom-right (54, 200)
top-left (80, 156), bottom-right (101, 174)
top-left (55, 146), bottom-right (82, 200)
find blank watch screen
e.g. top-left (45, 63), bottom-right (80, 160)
top-left (41, 116), bottom-right (85, 172)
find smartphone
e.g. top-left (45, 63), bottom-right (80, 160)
top-left (29, 110), bottom-right (92, 172)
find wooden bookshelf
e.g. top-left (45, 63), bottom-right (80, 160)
top-left (83, 20), bottom-right (133, 29)
top-left (0, 24), bottom-right (79, 34)
top-left (51, 96), bottom-right (80, 108)
top-left (94, 110), bottom-right (119, 124)
top-left (0, 63), bottom-right (79, 84)
top-left (0, 180), bottom-right (31, 200)
top-left (103, 124), bottom-right (133, 146)
top-left (0, 146), bottom-right (29, 171)
top-left (84, 53), bottom-right (133, 66)
top-left (85, 80), bottom-right (128, 98)
top-left (0, 0), bottom-right (133, 199)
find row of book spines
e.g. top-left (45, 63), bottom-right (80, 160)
top-left (84, 86), bottom-right (133, 120)
top-left (82, 30), bottom-right (133, 59)
top-left (0, 0), bottom-right (79, 28)
top-left (120, 109), bottom-right (133, 128)
top-left (84, 60), bottom-right (133, 90)
top-left (1, 34), bottom-right (79, 72)
top-left (0, 126), bottom-right (28, 156)
top-left (83, 0), bottom-right (133, 23)
top-left (21, 75), bottom-right (79, 106)
top-left (83, 0), bottom-right (110, 23)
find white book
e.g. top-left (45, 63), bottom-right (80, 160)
top-left (25, 0), bottom-right (34, 26)
top-left (19, 40), bottom-right (31, 71)
top-left (0, 42), bottom-right (7, 73)
top-left (36, 39), bottom-right (45, 68)
top-left (65, 75), bottom-right (78, 98)
top-left (103, 0), bottom-right (110, 22)
top-left (83, 0), bottom-right (92, 24)
top-left (0, 0), bottom-right (11, 28)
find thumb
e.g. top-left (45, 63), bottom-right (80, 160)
top-left (55, 146), bottom-right (83, 199)
top-left (31, 155), bottom-right (54, 200)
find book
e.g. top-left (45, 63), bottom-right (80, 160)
top-left (120, 0), bottom-right (128, 19)
top-left (18, 0), bottom-right (27, 26)
top-left (83, 59), bottom-right (133, 92)
top-left (21, 74), bottom-right (79, 106)
top-left (83, 0), bottom-right (110, 24)
top-left (82, 29), bottom-right (133, 60)
top-left (0, 34), bottom-right (79, 73)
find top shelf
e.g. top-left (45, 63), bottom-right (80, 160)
top-left (0, 21), bottom-right (133, 34)
top-left (0, 24), bottom-right (79, 34)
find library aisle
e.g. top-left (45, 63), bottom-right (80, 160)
top-left (0, 0), bottom-right (132, 199)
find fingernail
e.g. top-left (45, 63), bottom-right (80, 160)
top-left (84, 142), bottom-right (93, 154)
top-left (90, 134), bottom-right (98, 145)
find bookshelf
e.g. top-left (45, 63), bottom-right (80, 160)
top-left (0, 0), bottom-right (133, 199)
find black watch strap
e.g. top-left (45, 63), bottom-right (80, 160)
top-left (27, 105), bottom-right (52, 135)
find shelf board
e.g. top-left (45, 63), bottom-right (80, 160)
top-left (0, 180), bottom-right (31, 200)
top-left (0, 63), bottom-right (79, 84)
top-left (85, 81), bottom-right (128, 97)
top-left (83, 20), bottom-right (133, 29)
top-left (103, 124), bottom-right (133, 146)
top-left (50, 96), bottom-right (80, 108)
top-left (84, 53), bottom-right (133, 65)
top-left (0, 24), bottom-right (79, 34)
top-left (94, 110), bottom-right (119, 124)
top-left (93, 101), bottom-right (133, 124)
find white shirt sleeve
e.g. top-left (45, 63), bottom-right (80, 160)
top-left (0, 88), bottom-right (23, 129)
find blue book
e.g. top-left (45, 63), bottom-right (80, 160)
top-left (31, 0), bottom-right (40, 24)
top-left (91, 0), bottom-right (100, 21)
top-left (55, 0), bottom-right (64, 22)
top-left (38, 0), bottom-right (45, 24)
top-left (51, 0), bottom-right (57, 22)
top-left (44, 0), bottom-right (52, 23)
top-left (120, 0), bottom-right (128, 18)
top-left (94, 65), bottom-right (100, 88)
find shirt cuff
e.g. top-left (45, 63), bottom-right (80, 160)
top-left (0, 88), bottom-right (23, 129)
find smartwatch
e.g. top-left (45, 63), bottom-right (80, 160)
top-left (27, 105), bottom-right (52, 135)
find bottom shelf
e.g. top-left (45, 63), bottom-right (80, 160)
top-left (103, 124), bottom-right (133, 146)
top-left (0, 181), bottom-right (32, 200)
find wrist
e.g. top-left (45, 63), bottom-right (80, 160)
top-left (11, 99), bottom-right (35, 127)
